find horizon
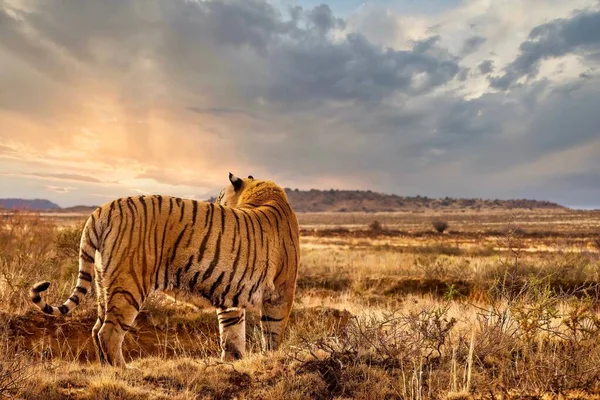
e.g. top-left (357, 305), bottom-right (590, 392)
top-left (2, 188), bottom-right (599, 211)
top-left (1, 0), bottom-right (600, 209)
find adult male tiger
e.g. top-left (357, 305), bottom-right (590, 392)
top-left (30, 173), bottom-right (299, 367)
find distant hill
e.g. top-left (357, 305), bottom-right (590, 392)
top-left (60, 205), bottom-right (98, 213)
top-left (1, 191), bottom-right (566, 213)
top-left (282, 189), bottom-right (566, 212)
top-left (0, 198), bottom-right (60, 210)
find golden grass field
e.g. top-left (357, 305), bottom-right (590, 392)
top-left (1, 208), bottom-right (600, 399)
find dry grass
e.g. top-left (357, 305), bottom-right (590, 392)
top-left (1, 209), bottom-right (600, 398)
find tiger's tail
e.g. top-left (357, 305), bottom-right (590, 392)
top-left (30, 214), bottom-right (99, 316)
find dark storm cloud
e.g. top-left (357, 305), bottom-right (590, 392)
top-left (306, 4), bottom-right (345, 34)
top-left (460, 35), bottom-right (486, 56)
top-left (490, 8), bottom-right (600, 89)
top-left (265, 33), bottom-right (460, 106)
top-left (2, 0), bottom-right (462, 110)
top-left (477, 60), bottom-right (494, 74)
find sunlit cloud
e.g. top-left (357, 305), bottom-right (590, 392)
top-left (46, 185), bottom-right (75, 193)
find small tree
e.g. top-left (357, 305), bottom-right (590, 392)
top-left (369, 220), bottom-right (383, 232)
top-left (593, 235), bottom-right (600, 251)
top-left (432, 220), bottom-right (448, 234)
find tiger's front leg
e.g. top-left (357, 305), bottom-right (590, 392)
top-left (216, 307), bottom-right (246, 361)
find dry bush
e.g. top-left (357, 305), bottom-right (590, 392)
top-left (593, 235), bottom-right (600, 251)
top-left (432, 220), bottom-right (449, 233)
top-left (368, 220), bottom-right (383, 232)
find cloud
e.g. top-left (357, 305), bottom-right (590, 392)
top-left (0, 172), bottom-right (113, 184)
top-left (477, 60), bottom-right (494, 74)
top-left (0, 0), bottom-right (599, 207)
top-left (135, 169), bottom-right (218, 190)
top-left (490, 8), bottom-right (600, 89)
top-left (0, 145), bottom-right (15, 154)
top-left (46, 185), bottom-right (74, 193)
top-left (460, 35), bottom-right (486, 56)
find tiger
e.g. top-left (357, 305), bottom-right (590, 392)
top-left (30, 173), bottom-right (300, 367)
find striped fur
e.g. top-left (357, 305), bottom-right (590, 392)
top-left (30, 174), bottom-right (300, 367)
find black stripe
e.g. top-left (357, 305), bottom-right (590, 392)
top-left (109, 288), bottom-right (141, 311)
top-left (139, 196), bottom-right (150, 296)
top-left (232, 284), bottom-right (244, 308)
top-left (204, 202), bottom-right (212, 227)
top-left (165, 225), bottom-right (188, 289)
top-left (152, 197), bottom-right (161, 289)
top-left (221, 315), bottom-right (243, 328)
top-left (58, 305), bottom-right (69, 315)
top-left (231, 210), bottom-right (240, 252)
top-left (118, 321), bottom-right (133, 332)
top-left (178, 255), bottom-right (194, 287)
top-left (75, 286), bottom-right (88, 295)
top-left (196, 203), bottom-right (215, 264)
top-left (89, 213), bottom-right (98, 245)
top-left (42, 304), bottom-right (53, 314)
top-left (189, 271), bottom-right (200, 291)
top-left (262, 204), bottom-right (283, 228)
top-left (104, 199), bottom-right (126, 276)
top-left (68, 295), bottom-right (80, 305)
top-left (139, 195), bottom-right (148, 223)
top-left (80, 249), bottom-right (95, 263)
top-left (209, 272), bottom-right (225, 303)
top-left (244, 211), bottom-right (259, 282)
top-left (248, 266), bottom-right (268, 303)
top-left (273, 243), bottom-right (288, 283)
top-left (157, 195), bottom-right (163, 212)
top-left (85, 229), bottom-right (96, 251)
top-left (154, 199), bottom-right (171, 290)
top-left (221, 239), bottom-right (241, 307)
top-left (78, 271), bottom-right (92, 282)
top-left (255, 212), bottom-right (265, 246)
top-left (179, 200), bottom-right (185, 223)
top-left (236, 212), bottom-right (252, 285)
top-left (261, 315), bottom-right (284, 322)
top-left (202, 234), bottom-right (222, 282)
top-left (99, 201), bottom-right (117, 257)
top-left (192, 201), bottom-right (198, 225)
top-left (32, 294), bottom-right (41, 303)
top-left (126, 198), bottom-right (145, 298)
top-left (170, 226), bottom-right (188, 265)
top-left (256, 209), bottom-right (273, 231)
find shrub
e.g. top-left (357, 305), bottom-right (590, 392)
top-left (369, 220), bottom-right (382, 232)
top-left (432, 220), bottom-right (449, 233)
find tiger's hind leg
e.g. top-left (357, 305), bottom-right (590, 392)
top-left (92, 303), bottom-right (107, 364)
top-left (98, 290), bottom-right (141, 368)
top-left (216, 307), bottom-right (246, 361)
top-left (260, 288), bottom-right (294, 352)
top-left (92, 278), bottom-right (108, 364)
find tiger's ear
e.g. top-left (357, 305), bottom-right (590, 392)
top-left (247, 175), bottom-right (254, 179)
top-left (229, 172), bottom-right (243, 191)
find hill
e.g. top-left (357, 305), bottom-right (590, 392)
top-left (60, 205), bottom-right (98, 213)
top-left (0, 198), bottom-right (60, 210)
top-left (282, 189), bottom-right (566, 212)
top-left (1, 191), bottom-right (566, 213)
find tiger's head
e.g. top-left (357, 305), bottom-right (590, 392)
top-left (216, 173), bottom-right (288, 208)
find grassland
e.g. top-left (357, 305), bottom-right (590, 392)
top-left (1, 209), bottom-right (600, 399)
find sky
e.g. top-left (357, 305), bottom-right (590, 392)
top-left (0, 0), bottom-right (599, 208)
